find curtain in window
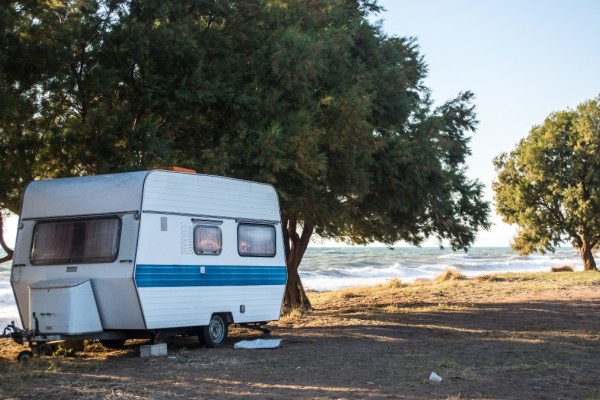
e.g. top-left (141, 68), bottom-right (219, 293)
top-left (238, 225), bottom-right (275, 257)
top-left (194, 226), bottom-right (222, 254)
top-left (83, 219), bottom-right (120, 259)
top-left (31, 218), bottom-right (120, 264)
top-left (31, 222), bottom-right (74, 263)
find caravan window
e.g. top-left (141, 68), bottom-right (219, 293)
top-left (238, 224), bottom-right (276, 257)
top-left (31, 217), bottom-right (121, 265)
top-left (194, 225), bottom-right (222, 255)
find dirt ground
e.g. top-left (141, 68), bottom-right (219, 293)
top-left (1, 272), bottom-right (600, 400)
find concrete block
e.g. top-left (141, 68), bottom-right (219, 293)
top-left (140, 343), bottom-right (167, 358)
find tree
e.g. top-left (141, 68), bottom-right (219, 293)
top-left (493, 96), bottom-right (600, 271)
top-left (0, 0), bottom-right (131, 260)
top-left (0, 0), bottom-right (490, 311)
top-left (0, 1), bottom-right (54, 261)
top-left (192, 2), bottom-right (490, 310)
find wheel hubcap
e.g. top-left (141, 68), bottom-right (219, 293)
top-left (209, 317), bottom-right (224, 342)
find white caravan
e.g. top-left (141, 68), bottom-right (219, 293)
top-left (5, 169), bottom-right (287, 356)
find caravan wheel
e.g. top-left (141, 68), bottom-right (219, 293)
top-left (203, 314), bottom-right (228, 348)
top-left (17, 350), bottom-right (34, 362)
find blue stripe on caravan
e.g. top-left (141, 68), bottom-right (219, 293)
top-left (135, 264), bottom-right (287, 288)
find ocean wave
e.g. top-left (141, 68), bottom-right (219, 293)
top-left (437, 253), bottom-right (471, 260)
top-left (300, 246), bottom-right (586, 291)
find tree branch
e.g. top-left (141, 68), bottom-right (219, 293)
top-left (0, 213), bottom-right (14, 263)
top-left (281, 215), bottom-right (290, 260)
top-left (534, 198), bottom-right (582, 244)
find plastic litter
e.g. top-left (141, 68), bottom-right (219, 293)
top-left (234, 338), bottom-right (283, 349)
top-left (429, 372), bottom-right (443, 382)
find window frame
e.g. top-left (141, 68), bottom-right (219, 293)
top-left (193, 224), bottom-right (223, 255)
top-left (237, 223), bottom-right (277, 258)
top-left (30, 216), bottom-right (122, 265)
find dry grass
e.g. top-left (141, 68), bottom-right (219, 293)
top-left (307, 271), bottom-right (600, 319)
top-left (551, 264), bottom-right (575, 272)
top-left (386, 277), bottom-right (403, 288)
top-left (434, 267), bottom-right (467, 282)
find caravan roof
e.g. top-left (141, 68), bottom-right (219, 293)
top-left (20, 170), bottom-right (280, 222)
top-left (21, 172), bottom-right (147, 219)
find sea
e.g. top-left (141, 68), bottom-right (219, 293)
top-left (0, 246), bottom-right (583, 328)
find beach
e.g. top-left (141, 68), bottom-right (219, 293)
top-left (1, 270), bottom-right (600, 399)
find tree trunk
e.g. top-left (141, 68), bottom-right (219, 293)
top-left (0, 213), bottom-right (14, 264)
top-left (580, 240), bottom-right (597, 271)
top-left (282, 216), bottom-right (313, 313)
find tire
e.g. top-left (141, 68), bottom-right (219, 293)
top-left (202, 314), bottom-right (228, 348)
top-left (17, 350), bottom-right (34, 362)
top-left (99, 339), bottom-right (127, 349)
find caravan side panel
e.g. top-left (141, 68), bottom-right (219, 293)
top-left (135, 172), bottom-right (286, 329)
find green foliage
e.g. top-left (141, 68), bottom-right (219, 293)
top-left (52, 345), bottom-right (76, 357)
top-left (1, 0), bottom-right (490, 305)
top-left (494, 95), bottom-right (600, 270)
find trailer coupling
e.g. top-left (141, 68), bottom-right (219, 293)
top-left (1, 321), bottom-right (68, 362)
top-left (0, 321), bottom-right (30, 344)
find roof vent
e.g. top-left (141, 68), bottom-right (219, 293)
top-left (153, 166), bottom-right (197, 174)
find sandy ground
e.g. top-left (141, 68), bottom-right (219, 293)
top-left (1, 272), bottom-right (600, 399)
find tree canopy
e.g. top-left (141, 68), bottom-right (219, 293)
top-left (1, 0), bottom-right (490, 308)
top-left (493, 96), bottom-right (600, 271)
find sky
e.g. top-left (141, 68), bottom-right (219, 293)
top-left (374, 0), bottom-right (600, 247)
